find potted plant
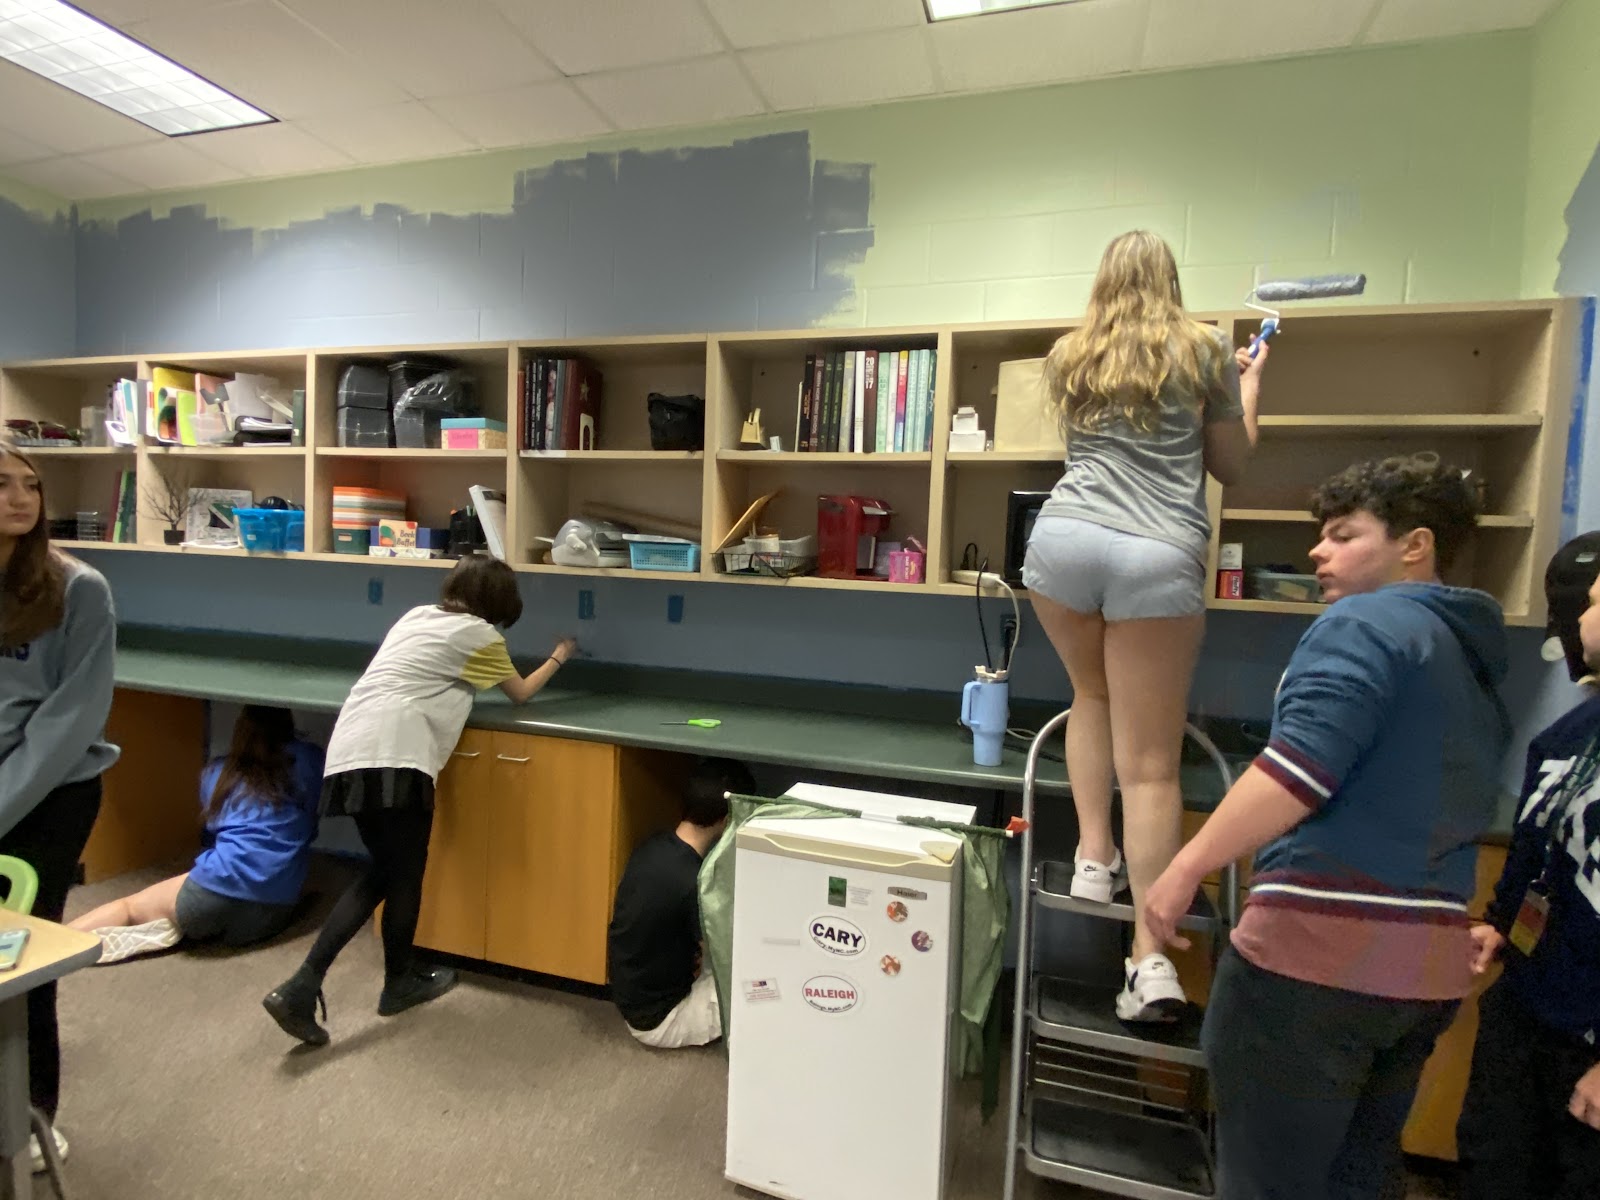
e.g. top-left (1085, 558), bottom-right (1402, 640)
top-left (142, 459), bottom-right (194, 545)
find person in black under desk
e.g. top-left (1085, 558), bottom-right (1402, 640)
top-left (1456, 532), bottom-right (1600, 1199)
top-left (608, 757), bottom-right (754, 1049)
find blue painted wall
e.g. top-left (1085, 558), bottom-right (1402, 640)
top-left (0, 193), bottom-right (74, 360)
top-left (74, 132), bottom-right (869, 353)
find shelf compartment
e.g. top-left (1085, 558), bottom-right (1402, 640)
top-left (315, 448), bottom-right (505, 461)
top-left (1227, 304), bottom-right (1556, 419)
top-left (516, 337), bottom-right (706, 453)
top-left (309, 345), bottom-right (512, 448)
top-left (1024, 1096), bottom-right (1214, 1200)
top-left (1, 358), bottom-right (141, 433)
top-left (146, 446), bottom-right (304, 460)
top-left (310, 457), bottom-right (504, 556)
top-left (138, 451), bottom-right (306, 551)
top-left (1034, 860), bottom-right (1224, 935)
top-left (516, 458), bottom-right (703, 569)
top-left (1221, 507), bottom-right (1533, 528)
top-left (947, 451), bottom-right (1063, 466)
top-left (520, 450), bottom-right (702, 463)
top-left (1033, 976), bottom-right (1206, 1068)
top-left (940, 461), bottom-right (1058, 587)
top-left (1257, 414), bottom-right (1542, 435)
top-left (716, 451), bottom-right (931, 465)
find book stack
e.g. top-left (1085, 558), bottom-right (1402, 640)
top-left (332, 486), bottom-right (404, 554)
top-left (796, 348), bottom-right (937, 454)
top-left (520, 357), bottom-right (603, 451)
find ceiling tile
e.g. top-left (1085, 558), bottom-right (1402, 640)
top-left (0, 62), bottom-right (160, 154)
top-left (0, 124), bottom-right (52, 168)
top-left (575, 55), bottom-right (766, 132)
top-left (930, 0), bottom-right (1150, 93)
top-left (181, 121), bottom-right (354, 177)
top-left (125, 0), bottom-right (408, 120)
top-left (1142, 0), bottom-right (1379, 71)
top-left (5, 155), bottom-right (142, 200)
top-left (744, 28), bottom-right (936, 112)
top-left (279, 0), bottom-right (558, 100)
top-left (426, 81), bottom-right (611, 150)
top-left (80, 138), bottom-right (244, 190)
top-left (72, 0), bottom-right (232, 25)
top-left (700, 0), bottom-right (926, 50)
top-left (299, 101), bottom-right (477, 165)
top-left (1363, 0), bottom-right (1559, 44)
top-left (489, 0), bottom-right (724, 75)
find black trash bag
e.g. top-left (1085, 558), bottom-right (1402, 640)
top-left (648, 392), bottom-right (705, 451)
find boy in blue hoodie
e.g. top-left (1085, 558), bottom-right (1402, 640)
top-left (1144, 453), bottom-right (1509, 1199)
top-left (1456, 532), bottom-right (1600, 1199)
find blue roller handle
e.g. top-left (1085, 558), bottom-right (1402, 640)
top-left (1249, 316), bottom-right (1279, 360)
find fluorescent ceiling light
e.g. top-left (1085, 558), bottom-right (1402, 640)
top-left (925, 0), bottom-right (1079, 20)
top-left (0, 0), bottom-right (272, 136)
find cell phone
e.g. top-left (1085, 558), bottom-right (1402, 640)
top-left (0, 927), bottom-right (30, 971)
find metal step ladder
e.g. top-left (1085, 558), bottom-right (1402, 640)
top-left (1002, 709), bottom-right (1240, 1200)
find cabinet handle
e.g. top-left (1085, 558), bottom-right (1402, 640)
top-left (496, 754), bottom-right (531, 763)
top-left (452, 751), bottom-right (481, 759)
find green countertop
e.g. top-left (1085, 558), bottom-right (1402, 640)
top-left (114, 628), bottom-right (1247, 810)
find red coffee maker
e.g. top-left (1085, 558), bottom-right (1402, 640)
top-left (817, 495), bottom-right (893, 578)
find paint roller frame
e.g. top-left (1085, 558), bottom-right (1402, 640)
top-left (1243, 273), bottom-right (1368, 358)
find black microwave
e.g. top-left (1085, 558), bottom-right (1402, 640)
top-left (1004, 491), bottom-right (1051, 585)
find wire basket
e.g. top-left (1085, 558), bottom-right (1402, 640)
top-left (720, 549), bottom-right (817, 578)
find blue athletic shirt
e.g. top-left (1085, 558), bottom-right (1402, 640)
top-left (186, 739), bottom-right (325, 907)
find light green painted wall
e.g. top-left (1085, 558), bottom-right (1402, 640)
top-left (73, 32), bottom-right (1534, 326)
top-left (0, 171), bottom-right (67, 217)
top-left (1524, 0), bottom-right (1600, 295)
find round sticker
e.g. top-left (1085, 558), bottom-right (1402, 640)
top-left (912, 930), bottom-right (932, 953)
top-left (886, 900), bottom-right (909, 923)
top-left (880, 955), bottom-right (901, 976)
top-left (809, 914), bottom-right (866, 957)
top-left (802, 975), bottom-right (859, 1013)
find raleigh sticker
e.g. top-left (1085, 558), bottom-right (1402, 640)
top-left (809, 914), bottom-right (866, 957)
top-left (802, 975), bottom-right (860, 1014)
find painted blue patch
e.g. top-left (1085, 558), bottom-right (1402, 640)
top-left (72, 131), bottom-right (873, 354)
top-left (0, 195), bottom-right (74, 359)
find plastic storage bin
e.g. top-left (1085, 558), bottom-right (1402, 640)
top-left (333, 528), bottom-right (372, 555)
top-left (337, 365), bottom-right (389, 410)
top-left (394, 407), bottom-right (443, 450)
top-left (235, 508), bottom-right (303, 554)
top-left (337, 406), bottom-right (393, 448)
top-left (625, 537), bottom-right (700, 572)
top-left (387, 357), bottom-right (451, 406)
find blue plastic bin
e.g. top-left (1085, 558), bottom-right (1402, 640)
top-left (236, 508), bottom-right (303, 554)
top-left (626, 540), bottom-right (700, 572)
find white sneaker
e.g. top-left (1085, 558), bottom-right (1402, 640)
top-left (30, 1125), bottom-right (67, 1173)
top-left (1068, 848), bottom-right (1127, 903)
top-left (94, 917), bottom-right (181, 965)
top-left (1115, 953), bottom-right (1188, 1023)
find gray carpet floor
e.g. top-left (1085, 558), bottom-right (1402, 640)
top-left (49, 858), bottom-right (1452, 1200)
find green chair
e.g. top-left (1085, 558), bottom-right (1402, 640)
top-left (0, 854), bottom-right (38, 915)
top-left (0, 854), bottom-right (71, 1199)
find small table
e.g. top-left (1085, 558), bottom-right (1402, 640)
top-left (0, 913), bottom-right (101, 1200)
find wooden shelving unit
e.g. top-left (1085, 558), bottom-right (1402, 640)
top-left (0, 298), bottom-right (1577, 624)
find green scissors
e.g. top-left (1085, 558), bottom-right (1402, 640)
top-left (661, 718), bottom-right (721, 729)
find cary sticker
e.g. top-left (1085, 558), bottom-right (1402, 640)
top-left (802, 975), bottom-right (860, 1014)
top-left (809, 914), bottom-right (866, 957)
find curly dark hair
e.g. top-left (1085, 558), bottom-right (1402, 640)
top-left (1309, 453), bottom-right (1481, 571)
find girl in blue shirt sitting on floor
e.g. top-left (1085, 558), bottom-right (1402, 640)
top-left (71, 704), bottom-right (325, 962)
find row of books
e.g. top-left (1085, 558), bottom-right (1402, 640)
top-left (519, 357), bottom-right (603, 451)
top-left (797, 348), bottom-right (936, 454)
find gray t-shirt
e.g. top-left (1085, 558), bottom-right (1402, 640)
top-left (1039, 330), bottom-right (1244, 563)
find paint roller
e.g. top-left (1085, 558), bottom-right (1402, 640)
top-left (1244, 273), bottom-right (1367, 358)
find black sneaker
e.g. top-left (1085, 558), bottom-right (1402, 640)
top-left (377, 966), bottom-right (458, 1017)
top-left (263, 979), bottom-right (330, 1046)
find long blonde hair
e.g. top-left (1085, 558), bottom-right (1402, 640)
top-left (1043, 230), bottom-right (1225, 434)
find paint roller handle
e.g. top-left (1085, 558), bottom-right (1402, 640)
top-left (1248, 317), bottom-right (1279, 360)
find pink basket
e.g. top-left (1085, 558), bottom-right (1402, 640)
top-left (888, 550), bottom-right (925, 584)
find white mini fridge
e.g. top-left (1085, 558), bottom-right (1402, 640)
top-left (725, 785), bottom-right (974, 1200)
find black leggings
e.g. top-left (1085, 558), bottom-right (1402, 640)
top-left (0, 777), bottom-right (102, 1118)
top-left (299, 807), bottom-right (433, 984)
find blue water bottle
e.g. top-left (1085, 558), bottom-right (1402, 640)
top-left (960, 668), bottom-right (1010, 767)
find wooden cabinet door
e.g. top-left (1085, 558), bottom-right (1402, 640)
top-left (82, 689), bottom-right (207, 883)
top-left (412, 727), bottom-right (495, 959)
top-left (485, 732), bottom-right (619, 984)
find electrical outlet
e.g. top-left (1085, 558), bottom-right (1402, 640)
top-left (367, 578), bottom-right (382, 606)
top-left (667, 594), bottom-right (684, 624)
top-left (578, 589), bottom-right (595, 621)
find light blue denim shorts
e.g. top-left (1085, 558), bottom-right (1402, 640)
top-left (1022, 515), bottom-right (1205, 620)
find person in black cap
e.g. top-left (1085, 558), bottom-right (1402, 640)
top-left (1457, 531), bottom-right (1600, 1199)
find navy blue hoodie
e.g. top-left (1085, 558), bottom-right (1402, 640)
top-left (1234, 583), bottom-right (1510, 1000)
top-left (1487, 691), bottom-right (1600, 1043)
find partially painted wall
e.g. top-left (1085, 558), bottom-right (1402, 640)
top-left (0, 177), bottom-right (74, 360)
top-left (69, 34), bottom-right (1530, 354)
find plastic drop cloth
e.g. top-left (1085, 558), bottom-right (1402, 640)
top-left (698, 793), bottom-right (1010, 1113)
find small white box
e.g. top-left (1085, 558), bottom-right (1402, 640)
top-left (949, 429), bottom-right (987, 452)
top-left (1219, 542), bottom-right (1244, 570)
top-left (951, 406), bottom-right (981, 434)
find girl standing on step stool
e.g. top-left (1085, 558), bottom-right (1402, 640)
top-left (1021, 230), bottom-right (1267, 1021)
top-left (262, 553), bottom-right (576, 1046)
